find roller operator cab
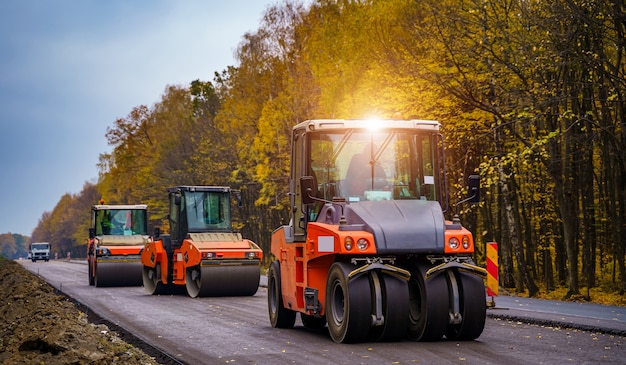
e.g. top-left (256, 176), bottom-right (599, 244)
top-left (268, 119), bottom-right (487, 343)
top-left (141, 186), bottom-right (263, 297)
top-left (87, 204), bottom-right (149, 287)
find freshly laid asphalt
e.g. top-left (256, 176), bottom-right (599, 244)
top-left (70, 262), bottom-right (624, 337)
top-left (486, 295), bottom-right (626, 336)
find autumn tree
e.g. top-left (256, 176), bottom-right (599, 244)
top-left (31, 0), bottom-right (626, 297)
top-left (0, 233), bottom-right (17, 259)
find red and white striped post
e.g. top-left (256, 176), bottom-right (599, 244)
top-left (486, 242), bottom-right (498, 308)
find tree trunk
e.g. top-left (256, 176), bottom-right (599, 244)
top-left (555, 180), bottom-right (579, 297)
top-left (580, 151), bottom-right (596, 291)
top-left (497, 177), bottom-right (515, 289)
top-left (554, 222), bottom-right (567, 285)
top-left (543, 247), bottom-right (555, 292)
top-left (500, 164), bottom-right (538, 297)
top-left (618, 173), bottom-right (626, 294)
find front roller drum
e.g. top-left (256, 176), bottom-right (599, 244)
top-left (95, 261), bottom-right (143, 287)
top-left (186, 263), bottom-right (260, 298)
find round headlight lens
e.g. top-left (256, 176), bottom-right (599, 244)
top-left (344, 237), bottom-right (354, 251)
top-left (356, 238), bottom-right (369, 251)
top-left (449, 237), bottom-right (460, 250)
top-left (462, 236), bottom-right (470, 249)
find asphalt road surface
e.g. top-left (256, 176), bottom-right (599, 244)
top-left (20, 260), bottom-right (626, 365)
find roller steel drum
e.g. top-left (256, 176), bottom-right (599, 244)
top-left (186, 261), bottom-right (260, 297)
top-left (95, 258), bottom-right (143, 287)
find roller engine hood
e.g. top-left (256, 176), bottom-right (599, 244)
top-left (343, 200), bottom-right (446, 254)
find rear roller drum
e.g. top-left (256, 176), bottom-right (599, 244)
top-left (326, 262), bottom-right (372, 343)
top-left (445, 270), bottom-right (486, 341)
top-left (407, 262), bottom-right (450, 341)
top-left (88, 261), bottom-right (95, 286)
top-left (143, 264), bottom-right (167, 295)
top-left (186, 264), bottom-right (260, 297)
top-left (268, 261), bottom-right (296, 328)
top-left (369, 272), bottom-right (409, 341)
top-left (186, 266), bottom-right (203, 298)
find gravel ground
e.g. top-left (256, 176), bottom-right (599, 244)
top-left (0, 258), bottom-right (160, 365)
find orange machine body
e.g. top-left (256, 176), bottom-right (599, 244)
top-left (267, 119), bottom-right (487, 343)
top-left (142, 233), bottom-right (262, 286)
top-left (87, 204), bottom-right (148, 287)
top-left (140, 186), bottom-right (263, 297)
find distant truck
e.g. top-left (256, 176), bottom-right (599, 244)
top-left (30, 242), bottom-right (50, 262)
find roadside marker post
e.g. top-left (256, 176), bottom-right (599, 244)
top-left (486, 242), bottom-right (498, 308)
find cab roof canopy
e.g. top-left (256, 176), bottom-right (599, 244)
top-left (166, 186), bottom-right (231, 193)
top-left (294, 119), bottom-right (441, 132)
top-left (92, 204), bottom-right (148, 211)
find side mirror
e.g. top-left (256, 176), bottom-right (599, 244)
top-left (88, 228), bottom-right (95, 239)
top-left (467, 175), bottom-right (480, 203)
top-left (174, 192), bottom-right (181, 206)
top-left (154, 227), bottom-right (161, 239)
top-left (300, 176), bottom-right (317, 205)
top-left (234, 191), bottom-right (243, 208)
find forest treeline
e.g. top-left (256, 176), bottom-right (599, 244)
top-left (4, 0), bottom-right (624, 299)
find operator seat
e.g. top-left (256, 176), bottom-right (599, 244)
top-left (344, 149), bottom-right (387, 198)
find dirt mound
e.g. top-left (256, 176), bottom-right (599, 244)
top-left (0, 258), bottom-right (159, 365)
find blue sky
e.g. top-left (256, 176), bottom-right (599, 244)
top-left (0, 0), bottom-right (282, 236)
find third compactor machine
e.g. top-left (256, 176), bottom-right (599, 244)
top-left (87, 204), bottom-right (149, 287)
top-left (268, 119), bottom-right (487, 343)
top-left (141, 186), bottom-right (263, 297)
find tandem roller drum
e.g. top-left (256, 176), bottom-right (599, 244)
top-left (95, 260), bottom-right (143, 287)
top-left (186, 262), bottom-right (260, 297)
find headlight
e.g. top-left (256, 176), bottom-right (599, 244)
top-left (344, 237), bottom-right (354, 251)
top-left (462, 236), bottom-right (470, 249)
top-left (247, 251), bottom-right (257, 259)
top-left (205, 252), bottom-right (215, 259)
top-left (356, 238), bottom-right (369, 251)
top-left (96, 247), bottom-right (111, 256)
top-left (448, 237), bottom-right (460, 250)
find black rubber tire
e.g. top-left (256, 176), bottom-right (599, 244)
top-left (445, 271), bottom-right (486, 341)
top-left (369, 272), bottom-right (409, 341)
top-left (301, 313), bottom-right (326, 330)
top-left (407, 262), bottom-right (450, 341)
top-left (326, 262), bottom-right (372, 343)
top-left (268, 261), bottom-right (296, 328)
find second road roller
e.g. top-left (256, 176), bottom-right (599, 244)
top-left (141, 186), bottom-right (263, 297)
top-left (87, 203), bottom-right (149, 287)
